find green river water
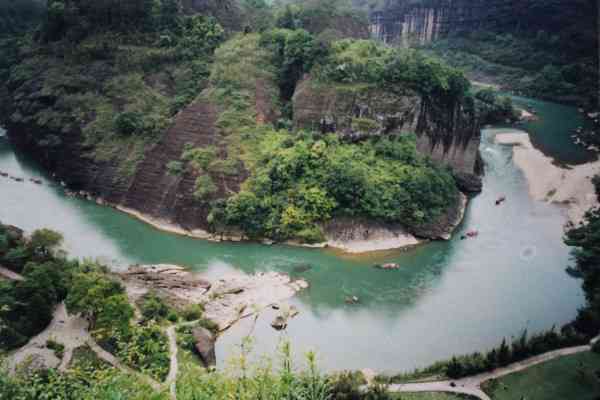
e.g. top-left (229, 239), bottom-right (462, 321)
top-left (0, 98), bottom-right (589, 373)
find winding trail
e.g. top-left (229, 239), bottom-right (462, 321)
top-left (8, 303), bottom-right (89, 374)
top-left (7, 298), bottom-right (162, 392)
top-left (166, 326), bottom-right (179, 399)
top-left (384, 341), bottom-right (596, 400)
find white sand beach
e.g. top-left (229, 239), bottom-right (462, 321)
top-left (495, 130), bottom-right (600, 224)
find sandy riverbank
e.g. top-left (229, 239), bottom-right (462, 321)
top-left (70, 192), bottom-right (465, 255)
top-left (495, 130), bottom-right (600, 224)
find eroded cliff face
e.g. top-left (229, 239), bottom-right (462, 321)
top-left (5, 72), bottom-right (279, 236)
top-left (370, 0), bottom-right (592, 46)
top-left (292, 76), bottom-right (482, 189)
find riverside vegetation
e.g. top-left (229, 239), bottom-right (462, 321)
top-left (1, 218), bottom-right (599, 398)
top-left (0, 0), bottom-right (507, 245)
top-left (0, 222), bottom-right (410, 399)
top-left (1, 0), bottom-right (599, 399)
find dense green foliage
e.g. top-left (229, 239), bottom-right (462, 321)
top-left (0, 224), bottom-right (73, 349)
top-left (274, 0), bottom-right (369, 38)
top-left (175, 342), bottom-right (391, 400)
top-left (0, 0), bottom-right (44, 36)
top-left (473, 88), bottom-right (519, 124)
top-left (4, 3), bottom-right (225, 180)
top-left (116, 321), bottom-right (170, 381)
top-left (66, 263), bottom-right (134, 339)
top-left (565, 208), bottom-right (600, 337)
top-left (0, 356), bottom-right (164, 400)
top-left (427, 30), bottom-right (598, 107)
top-left (0, 222), bottom-right (173, 382)
top-left (260, 28), bottom-right (327, 101)
top-left (378, 328), bottom-right (587, 383)
top-left (318, 39), bottom-right (470, 104)
top-left (215, 131), bottom-right (458, 242)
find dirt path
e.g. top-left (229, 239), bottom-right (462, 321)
top-left (7, 301), bottom-right (162, 391)
top-left (8, 303), bottom-right (89, 374)
top-left (166, 326), bottom-right (178, 399)
top-left (386, 342), bottom-right (594, 400)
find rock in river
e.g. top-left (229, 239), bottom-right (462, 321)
top-left (271, 315), bottom-right (288, 331)
top-left (374, 263), bottom-right (400, 270)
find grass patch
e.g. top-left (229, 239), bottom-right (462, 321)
top-left (481, 351), bottom-right (600, 400)
top-left (71, 344), bottom-right (111, 371)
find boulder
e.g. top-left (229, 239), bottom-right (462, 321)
top-left (192, 327), bottom-right (216, 368)
top-left (374, 263), bottom-right (400, 270)
top-left (453, 171), bottom-right (483, 194)
top-left (5, 225), bottom-right (24, 242)
top-left (271, 315), bottom-right (287, 331)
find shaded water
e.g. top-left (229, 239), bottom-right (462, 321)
top-left (0, 98), bottom-right (586, 372)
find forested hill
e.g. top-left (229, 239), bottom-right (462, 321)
top-left (0, 0), bottom-right (506, 246)
top-left (0, 0), bottom-right (45, 36)
top-left (371, 0), bottom-right (599, 108)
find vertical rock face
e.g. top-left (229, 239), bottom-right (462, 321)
top-left (292, 77), bottom-right (481, 179)
top-left (369, 0), bottom-right (591, 46)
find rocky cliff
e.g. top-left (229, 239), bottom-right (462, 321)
top-left (370, 0), bottom-right (596, 47)
top-left (292, 77), bottom-right (482, 191)
top-left (4, 42), bottom-right (280, 237)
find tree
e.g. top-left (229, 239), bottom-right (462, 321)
top-left (565, 208), bottom-right (600, 336)
top-left (276, 5), bottom-right (298, 30)
top-left (66, 265), bottom-right (133, 335)
top-left (28, 228), bottom-right (63, 259)
top-left (497, 338), bottom-right (511, 366)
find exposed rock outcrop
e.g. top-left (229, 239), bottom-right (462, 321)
top-left (192, 326), bottom-right (216, 368)
top-left (411, 192), bottom-right (467, 240)
top-left (370, 0), bottom-right (596, 47)
top-left (323, 218), bottom-right (420, 254)
top-left (292, 77), bottom-right (482, 181)
top-left (118, 265), bottom-right (309, 332)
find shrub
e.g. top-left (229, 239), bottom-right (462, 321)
top-left (46, 338), bottom-right (65, 359)
top-left (166, 160), bottom-right (184, 176)
top-left (114, 111), bottom-right (144, 135)
top-left (167, 311), bottom-right (179, 323)
top-left (117, 321), bottom-right (170, 382)
top-left (193, 175), bottom-right (217, 201)
top-left (181, 304), bottom-right (205, 321)
top-left (329, 371), bottom-right (366, 400)
top-left (198, 318), bottom-right (219, 335)
top-left (223, 131), bottom-right (457, 241)
top-left (351, 117), bottom-right (379, 133)
top-left (182, 146), bottom-right (217, 171)
top-left (139, 292), bottom-right (170, 321)
top-left (295, 227), bottom-right (326, 244)
top-left (176, 325), bottom-right (196, 352)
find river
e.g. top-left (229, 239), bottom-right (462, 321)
top-left (0, 98), bottom-right (587, 373)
